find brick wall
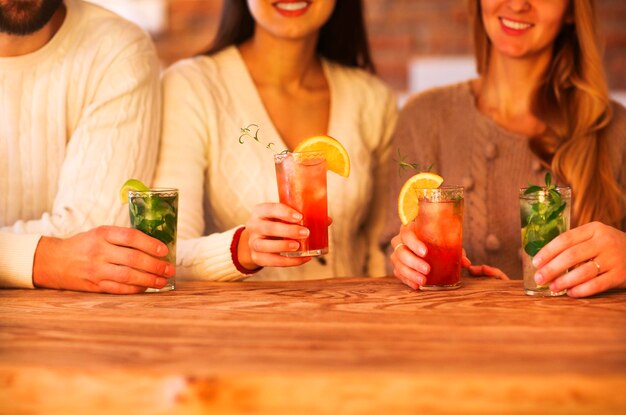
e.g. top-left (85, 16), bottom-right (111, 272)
top-left (154, 0), bottom-right (626, 91)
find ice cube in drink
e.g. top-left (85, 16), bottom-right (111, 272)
top-left (275, 151), bottom-right (328, 257)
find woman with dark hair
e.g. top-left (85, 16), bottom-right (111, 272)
top-left (154, 0), bottom-right (397, 281)
top-left (386, 0), bottom-right (626, 297)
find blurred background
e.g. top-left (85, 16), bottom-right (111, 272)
top-left (87, 0), bottom-right (626, 103)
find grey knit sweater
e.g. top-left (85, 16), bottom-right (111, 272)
top-left (383, 81), bottom-right (626, 279)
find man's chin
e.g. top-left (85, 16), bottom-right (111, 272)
top-left (0, 0), bottom-right (62, 36)
top-left (0, 21), bottom-right (48, 36)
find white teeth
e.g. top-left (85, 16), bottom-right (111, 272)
top-left (275, 2), bottom-right (309, 11)
top-left (501, 18), bottom-right (532, 30)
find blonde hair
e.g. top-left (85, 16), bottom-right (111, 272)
top-left (471, 0), bottom-right (625, 227)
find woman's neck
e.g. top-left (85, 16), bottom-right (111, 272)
top-left (474, 51), bottom-right (553, 136)
top-left (238, 29), bottom-right (323, 90)
top-left (236, 27), bottom-right (330, 150)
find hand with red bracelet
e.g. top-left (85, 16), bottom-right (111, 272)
top-left (236, 203), bottom-right (314, 271)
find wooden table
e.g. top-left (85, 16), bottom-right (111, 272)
top-left (1, 277), bottom-right (625, 414)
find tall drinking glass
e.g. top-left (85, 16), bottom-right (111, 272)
top-left (128, 188), bottom-right (178, 292)
top-left (274, 151), bottom-right (328, 257)
top-left (519, 186), bottom-right (571, 296)
top-left (413, 186), bottom-right (464, 290)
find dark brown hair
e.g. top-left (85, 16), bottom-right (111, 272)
top-left (205, 0), bottom-right (376, 73)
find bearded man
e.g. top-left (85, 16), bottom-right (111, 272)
top-left (0, 0), bottom-right (173, 293)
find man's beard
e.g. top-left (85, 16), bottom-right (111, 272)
top-left (0, 0), bottom-right (64, 36)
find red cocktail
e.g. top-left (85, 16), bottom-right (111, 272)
top-left (413, 187), bottom-right (464, 290)
top-left (275, 151), bottom-right (328, 257)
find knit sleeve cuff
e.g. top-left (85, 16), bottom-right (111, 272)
top-left (0, 234), bottom-right (41, 289)
top-left (230, 226), bottom-right (263, 275)
top-left (177, 227), bottom-right (259, 281)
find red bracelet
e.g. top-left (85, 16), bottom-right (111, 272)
top-left (230, 227), bottom-right (262, 275)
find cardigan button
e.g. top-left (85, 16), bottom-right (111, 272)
top-left (485, 234), bottom-right (501, 252)
top-left (485, 143), bottom-right (498, 160)
top-left (461, 176), bottom-right (474, 191)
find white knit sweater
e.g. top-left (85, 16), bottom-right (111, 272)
top-left (153, 46), bottom-right (397, 281)
top-left (0, 0), bottom-right (161, 288)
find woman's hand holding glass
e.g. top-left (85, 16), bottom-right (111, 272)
top-left (390, 222), bottom-right (471, 289)
top-left (391, 222), bottom-right (510, 289)
top-left (532, 222), bottom-right (626, 298)
top-left (238, 203), bottom-right (313, 270)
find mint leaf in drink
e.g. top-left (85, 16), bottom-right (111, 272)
top-left (546, 202), bottom-right (567, 222)
top-left (525, 240), bottom-right (547, 257)
top-left (521, 172), bottom-right (568, 258)
top-left (524, 185), bottom-right (542, 195)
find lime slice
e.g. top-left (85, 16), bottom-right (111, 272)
top-left (119, 178), bottom-right (149, 204)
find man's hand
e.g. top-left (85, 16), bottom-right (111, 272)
top-left (33, 226), bottom-right (174, 294)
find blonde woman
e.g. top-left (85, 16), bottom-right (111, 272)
top-left (387, 0), bottom-right (626, 297)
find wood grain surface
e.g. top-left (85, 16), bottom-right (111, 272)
top-left (1, 277), bottom-right (625, 414)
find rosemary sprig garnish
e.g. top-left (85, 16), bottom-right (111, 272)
top-left (238, 123), bottom-right (260, 144)
top-left (239, 124), bottom-right (286, 154)
top-left (393, 148), bottom-right (433, 176)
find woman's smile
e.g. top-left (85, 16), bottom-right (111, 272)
top-left (499, 16), bottom-right (533, 35)
top-left (273, 1), bottom-right (312, 17)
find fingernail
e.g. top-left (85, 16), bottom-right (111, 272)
top-left (532, 256), bottom-right (541, 268)
top-left (534, 273), bottom-right (543, 284)
top-left (292, 213), bottom-right (303, 221)
top-left (156, 244), bottom-right (165, 255)
top-left (299, 228), bottom-right (309, 237)
top-left (156, 277), bottom-right (167, 287)
top-left (418, 247), bottom-right (427, 257)
top-left (288, 242), bottom-right (300, 250)
top-left (421, 264), bottom-right (430, 275)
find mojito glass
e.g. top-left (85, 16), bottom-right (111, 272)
top-left (128, 188), bottom-right (178, 292)
top-left (275, 151), bottom-right (328, 257)
top-left (520, 186), bottom-right (571, 296)
top-left (413, 186), bottom-right (464, 290)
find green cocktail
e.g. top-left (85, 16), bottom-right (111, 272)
top-left (128, 188), bottom-right (178, 292)
top-left (519, 173), bottom-right (571, 296)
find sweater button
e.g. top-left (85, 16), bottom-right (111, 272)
top-left (485, 234), bottom-right (501, 252)
top-left (461, 176), bottom-right (474, 191)
top-left (485, 143), bottom-right (498, 160)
